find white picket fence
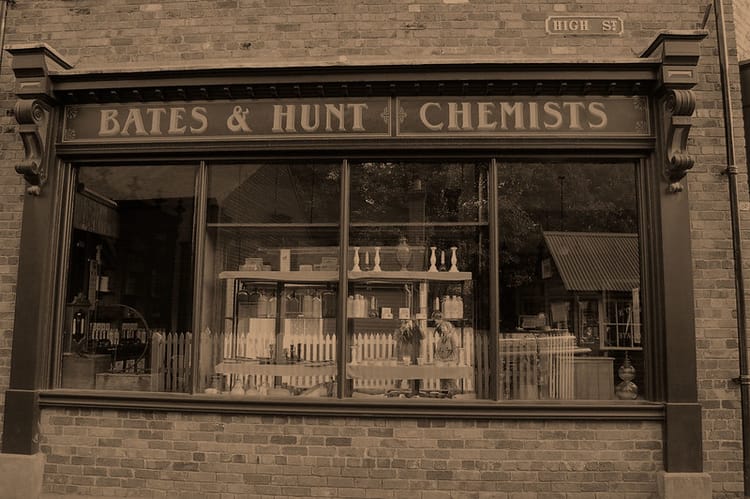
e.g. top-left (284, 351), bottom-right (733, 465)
top-left (206, 319), bottom-right (475, 394)
top-left (200, 323), bottom-right (574, 399)
top-left (350, 329), bottom-right (475, 392)
top-left (150, 331), bottom-right (192, 392)
top-left (497, 333), bottom-right (575, 400)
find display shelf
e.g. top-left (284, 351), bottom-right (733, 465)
top-left (349, 271), bottom-right (472, 281)
top-left (219, 270), bottom-right (338, 282)
top-left (219, 270), bottom-right (472, 282)
top-left (347, 362), bottom-right (473, 380)
top-left (216, 359), bottom-right (336, 377)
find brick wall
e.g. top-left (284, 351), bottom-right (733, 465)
top-left (735, 0), bottom-right (750, 59)
top-left (0, 7), bottom-right (24, 450)
top-left (40, 408), bottom-right (663, 498)
top-left (694, 1), bottom-right (750, 497)
top-left (0, 0), bottom-right (748, 496)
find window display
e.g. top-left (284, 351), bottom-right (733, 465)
top-left (60, 159), bottom-right (643, 402)
top-left (497, 161), bottom-right (642, 399)
top-left (201, 162), bottom-right (341, 397)
top-left (345, 161), bottom-right (489, 399)
top-left (61, 165), bottom-right (197, 392)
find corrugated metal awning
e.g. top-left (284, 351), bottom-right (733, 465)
top-left (542, 231), bottom-right (639, 292)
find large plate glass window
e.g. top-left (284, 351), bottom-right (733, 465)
top-left (199, 162), bottom-right (341, 397)
top-left (497, 161), bottom-right (641, 401)
top-left (60, 165), bottom-right (197, 392)
top-left (346, 161), bottom-right (490, 400)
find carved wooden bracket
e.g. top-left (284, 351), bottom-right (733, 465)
top-left (14, 99), bottom-right (50, 196)
top-left (641, 30), bottom-right (707, 193)
top-left (6, 44), bottom-right (73, 195)
top-left (662, 88), bottom-right (696, 193)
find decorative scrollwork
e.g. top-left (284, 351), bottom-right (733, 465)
top-left (14, 99), bottom-right (50, 196)
top-left (662, 89), bottom-right (696, 193)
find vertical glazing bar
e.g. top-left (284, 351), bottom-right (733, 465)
top-left (488, 158), bottom-right (500, 400)
top-left (191, 160), bottom-right (209, 394)
top-left (51, 160), bottom-right (77, 388)
top-left (336, 159), bottom-right (350, 398)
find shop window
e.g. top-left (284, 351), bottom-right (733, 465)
top-left (346, 161), bottom-right (490, 400)
top-left (497, 161), bottom-right (642, 400)
top-left (200, 162), bottom-right (341, 397)
top-left (59, 159), bottom-right (645, 403)
top-left (61, 165), bottom-right (197, 392)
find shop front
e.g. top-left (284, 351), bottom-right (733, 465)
top-left (1, 31), bottom-right (712, 497)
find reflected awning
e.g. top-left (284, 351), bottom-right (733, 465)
top-left (542, 231), bottom-right (639, 292)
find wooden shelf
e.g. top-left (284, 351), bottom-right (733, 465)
top-left (219, 270), bottom-right (473, 282)
top-left (349, 271), bottom-right (472, 281)
top-left (219, 271), bottom-right (338, 282)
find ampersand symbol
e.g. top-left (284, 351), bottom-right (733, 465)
top-left (227, 106), bottom-right (252, 132)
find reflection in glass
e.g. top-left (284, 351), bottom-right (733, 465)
top-left (61, 165), bottom-right (197, 392)
top-left (200, 162), bottom-right (341, 398)
top-left (347, 161), bottom-right (490, 401)
top-left (497, 162), bottom-right (642, 401)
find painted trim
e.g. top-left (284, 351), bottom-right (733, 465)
top-left (38, 389), bottom-right (665, 421)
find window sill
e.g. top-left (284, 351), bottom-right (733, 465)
top-left (39, 389), bottom-right (664, 421)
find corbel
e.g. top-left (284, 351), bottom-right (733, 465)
top-left (641, 30), bottom-right (708, 193)
top-left (662, 88), bottom-right (696, 193)
top-left (13, 98), bottom-right (50, 196)
top-left (5, 44), bottom-right (73, 195)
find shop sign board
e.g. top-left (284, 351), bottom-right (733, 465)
top-left (62, 95), bottom-right (650, 143)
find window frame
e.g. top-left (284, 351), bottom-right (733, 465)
top-left (50, 154), bottom-right (657, 414)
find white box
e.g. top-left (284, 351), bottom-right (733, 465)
top-left (279, 249), bottom-right (291, 272)
top-left (398, 308), bottom-right (410, 319)
top-left (380, 307), bottom-right (393, 319)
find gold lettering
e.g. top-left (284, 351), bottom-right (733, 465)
top-left (563, 102), bottom-right (586, 130)
top-left (300, 104), bottom-right (320, 132)
top-left (120, 109), bottom-right (148, 136)
top-left (272, 105), bottom-right (296, 132)
top-left (528, 102), bottom-right (540, 130)
top-left (419, 102), bottom-right (443, 131)
top-left (190, 107), bottom-right (208, 134)
top-left (324, 104), bottom-right (345, 132)
top-left (587, 102), bottom-right (608, 129)
top-left (476, 102), bottom-right (497, 131)
top-left (448, 102), bottom-right (472, 131)
top-left (499, 102), bottom-right (524, 130)
top-left (99, 109), bottom-right (120, 136)
top-left (543, 102), bottom-right (563, 130)
top-left (168, 107), bottom-right (187, 134)
top-left (146, 108), bottom-right (167, 135)
top-left (348, 103), bottom-right (368, 132)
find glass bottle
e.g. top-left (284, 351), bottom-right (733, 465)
top-left (257, 290), bottom-right (268, 318)
top-left (267, 290), bottom-right (277, 318)
top-left (312, 291), bottom-right (322, 318)
top-left (395, 236), bottom-right (411, 271)
top-left (302, 290), bottom-right (314, 317)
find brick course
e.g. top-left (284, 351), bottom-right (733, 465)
top-left (0, 0), bottom-right (749, 497)
top-left (39, 409), bottom-right (664, 498)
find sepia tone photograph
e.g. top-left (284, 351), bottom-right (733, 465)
top-left (0, 0), bottom-right (750, 498)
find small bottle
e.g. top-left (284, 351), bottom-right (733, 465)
top-left (312, 291), bottom-right (322, 318)
top-left (286, 292), bottom-right (300, 317)
top-left (441, 296), bottom-right (449, 319)
top-left (302, 291), bottom-right (314, 318)
top-left (258, 291), bottom-right (268, 318)
top-left (355, 295), bottom-right (365, 318)
top-left (267, 291), bottom-right (277, 318)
